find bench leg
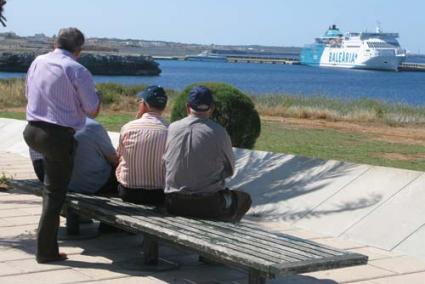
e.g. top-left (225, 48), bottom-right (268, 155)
top-left (115, 234), bottom-right (178, 271)
top-left (66, 207), bottom-right (80, 235)
top-left (143, 234), bottom-right (159, 265)
top-left (249, 270), bottom-right (266, 284)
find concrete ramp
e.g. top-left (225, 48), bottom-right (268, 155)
top-left (1, 117), bottom-right (425, 261)
top-left (228, 147), bottom-right (425, 260)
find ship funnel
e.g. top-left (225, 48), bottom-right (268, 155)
top-left (376, 21), bottom-right (383, 33)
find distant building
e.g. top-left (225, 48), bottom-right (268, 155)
top-left (29, 33), bottom-right (49, 43)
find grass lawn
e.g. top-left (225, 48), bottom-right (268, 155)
top-left (255, 120), bottom-right (425, 172)
top-left (1, 110), bottom-right (424, 172)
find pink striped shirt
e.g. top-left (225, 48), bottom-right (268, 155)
top-left (25, 49), bottom-right (99, 130)
top-left (116, 112), bottom-right (168, 189)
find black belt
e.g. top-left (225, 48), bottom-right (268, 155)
top-left (29, 121), bottom-right (75, 134)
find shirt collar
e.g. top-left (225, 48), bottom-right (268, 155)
top-left (188, 113), bottom-right (209, 120)
top-left (141, 112), bottom-right (162, 119)
top-left (53, 48), bottom-right (77, 60)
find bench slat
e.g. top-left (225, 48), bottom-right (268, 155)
top-left (79, 194), bottom-right (344, 258)
top-left (94, 196), bottom-right (335, 261)
top-left (70, 197), bottom-right (297, 262)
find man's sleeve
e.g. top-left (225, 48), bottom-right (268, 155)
top-left (117, 127), bottom-right (126, 158)
top-left (94, 124), bottom-right (116, 157)
top-left (74, 67), bottom-right (99, 114)
top-left (222, 131), bottom-right (235, 178)
top-left (25, 60), bottom-right (36, 99)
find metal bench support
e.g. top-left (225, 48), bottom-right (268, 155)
top-left (115, 233), bottom-right (179, 272)
top-left (61, 207), bottom-right (98, 240)
top-left (66, 207), bottom-right (80, 235)
top-left (143, 234), bottom-right (159, 265)
top-left (249, 269), bottom-right (266, 284)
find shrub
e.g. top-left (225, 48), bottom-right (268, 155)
top-left (96, 83), bottom-right (147, 104)
top-left (171, 82), bottom-right (261, 149)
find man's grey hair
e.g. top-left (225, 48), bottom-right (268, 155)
top-left (55, 27), bottom-right (85, 53)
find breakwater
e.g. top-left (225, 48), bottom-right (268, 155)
top-left (0, 52), bottom-right (161, 76)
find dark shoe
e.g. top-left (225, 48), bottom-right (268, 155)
top-left (228, 191), bottom-right (252, 222)
top-left (79, 216), bottom-right (93, 224)
top-left (36, 252), bottom-right (68, 264)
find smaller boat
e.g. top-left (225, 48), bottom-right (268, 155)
top-left (185, 51), bottom-right (228, 62)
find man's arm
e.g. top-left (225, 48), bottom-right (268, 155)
top-left (93, 122), bottom-right (118, 166)
top-left (88, 101), bottom-right (100, 118)
top-left (105, 153), bottom-right (119, 166)
top-left (222, 131), bottom-right (235, 178)
top-left (75, 67), bottom-right (100, 118)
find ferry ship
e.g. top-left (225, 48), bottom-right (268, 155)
top-left (300, 25), bottom-right (406, 71)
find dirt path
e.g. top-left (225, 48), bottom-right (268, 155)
top-left (263, 116), bottom-right (425, 146)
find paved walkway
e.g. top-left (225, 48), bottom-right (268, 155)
top-left (1, 151), bottom-right (425, 283)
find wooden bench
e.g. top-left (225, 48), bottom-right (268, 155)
top-left (12, 179), bottom-right (368, 284)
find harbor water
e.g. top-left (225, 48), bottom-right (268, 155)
top-left (1, 59), bottom-right (425, 106)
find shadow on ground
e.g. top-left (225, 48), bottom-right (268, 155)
top-left (0, 230), bottom-right (338, 283)
top-left (229, 149), bottom-right (380, 222)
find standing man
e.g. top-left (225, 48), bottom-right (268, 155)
top-left (116, 85), bottom-right (168, 205)
top-left (23, 27), bottom-right (100, 263)
top-left (163, 86), bottom-right (252, 222)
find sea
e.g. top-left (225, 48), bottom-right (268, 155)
top-left (1, 58), bottom-right (425, 106)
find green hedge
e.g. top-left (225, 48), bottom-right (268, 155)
top-left (171, 82), bottom-right (261, 149)
top-left (96, 83), bottom-right (147, 105)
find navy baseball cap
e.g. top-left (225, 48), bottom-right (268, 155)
top-left (188, 86), bottom-right (214, 111)
top-left (137, 85), bottom-right (167, 109)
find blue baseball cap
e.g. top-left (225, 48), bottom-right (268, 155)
top-left (188, 86), bottom-right (214, 111)
top-left (137, 85), bottom-right (167, 109)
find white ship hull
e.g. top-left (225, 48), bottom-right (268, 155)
top-left (319, 48), bottom-right (404, 71)
top-left (301, 25), bottom-right (406, 71)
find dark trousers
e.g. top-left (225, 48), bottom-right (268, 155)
top-left (32, 159), bottom-right (45, 183)
top-left (23, 121), bottom-right (76, 261)
top-left (118, 184), bottom-right (165, 206)
top-left (165, 190), bottom-right (233, 219)
top-left (95, 168), bottom-right (118, 196)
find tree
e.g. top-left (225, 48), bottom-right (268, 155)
top-left (0, 0), bottom-right (6, 27)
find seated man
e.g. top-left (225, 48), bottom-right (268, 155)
top-left (29, 117), bottom-right (118, 195)
top-left (29, 148), bottom-right (45, 182)
top-left (163, 86), bottom-right (252, 222)
top-left (68, 117), bottom-right (118, 195)
top-left (116, 85), bottom-right (168, 205)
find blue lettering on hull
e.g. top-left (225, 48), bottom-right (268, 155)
top-left (301, 45), bottom-right (359, 67)
top-left (328, 51), bottom-right (358, 63)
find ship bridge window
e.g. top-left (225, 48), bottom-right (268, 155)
top-left (367, 41), bottom-right (397, 49)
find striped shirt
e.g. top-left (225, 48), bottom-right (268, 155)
top-left (25, 48), bottom-right (99, 130)
top-left (116, 112), bottom-right (168, 189)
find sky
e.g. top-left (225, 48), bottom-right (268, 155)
top-left (3, 0), bottom-right (425, 52)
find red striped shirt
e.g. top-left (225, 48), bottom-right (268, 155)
top-left (116, 112), bottom-right (168, 189)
